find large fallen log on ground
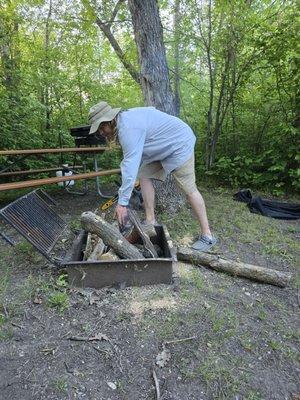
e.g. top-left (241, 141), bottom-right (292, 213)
top-left (81, 211), bottom-right (144, 260)
top-left (177, 247), bottom-right (292, 287)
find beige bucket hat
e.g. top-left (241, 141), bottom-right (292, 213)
top-left (88, 101), bottom-right (121, 134)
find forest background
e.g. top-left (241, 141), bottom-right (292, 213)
top-left (0, 0), bottom-right (299, 196)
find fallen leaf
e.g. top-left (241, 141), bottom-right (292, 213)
top-left (89, 294), bottom-right (101, 305)
top-left (156, 348), bottom-right (171, 368)
top-left (107, 381), bottom-right (117, 390)
top-left (291, 394), bottom-right (300, 400)
top-left (203, 301), bottom-right (211, 309)
top-left (89, 333), bottom-right (109, 341)
top-left (41, 347), bottom-right (56, 355)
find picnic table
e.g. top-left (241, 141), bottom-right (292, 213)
top-left (0, 147), bottom-right (120, 195)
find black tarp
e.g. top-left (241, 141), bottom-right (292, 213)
top-left (233, 189), bottom-right (300, 220)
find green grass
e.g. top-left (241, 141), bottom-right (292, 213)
top-left (180, 268), bottom-right (205, 292)
top-left (15, 240), bottom-right (43, 264)
top-left (158, 188), bottom-right (299, 269)
top-left (208, 306), bottom-right (239, 340)
top-left (0, 248), bottom-right (70, 339)
top-left (116, 310), bottom-right (132, 323)
top-left (257, 306), bottom-right (267, 321)
top-left (47, 291), bottom-right (69, 312)
top-left (197, 361), bottom-right (239, 398)
top-left (52, 377), bottom-right (68, 393)
top-left (160, 205), bottom-right (198, 240)
top-left (0, 325), bottom-right (14, 340)
top-left (193, 354), bottom-right (246, 399)
top-left (0, 250), bottom-right (13, 340)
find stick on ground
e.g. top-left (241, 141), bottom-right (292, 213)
top-left (152, 368), bottom-right (161, 400)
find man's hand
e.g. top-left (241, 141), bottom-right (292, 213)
top-left (115, 204), bottom-right (128, 227)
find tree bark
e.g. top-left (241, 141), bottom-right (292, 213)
top-left (128, 0), bottom-right (176, 115)
top-left (81, 211), bottom-right (144, 259)
top-left (177, 247), bottom-right (292, 287)
top-left (0, 3), bottom-right (21, 93)
top-left (87, 238), bottom-right (105, 261)
top-left (44, 0), bottom-right (52, 132)
top-left (173, 0), bottom-right (181, 116)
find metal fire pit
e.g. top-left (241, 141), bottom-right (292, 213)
top-left (0, 190), bottom-right (176, 289)
top-left (63, 226), bottom-right (176, 289)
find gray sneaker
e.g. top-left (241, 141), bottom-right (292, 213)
top-left (191, 234), bottom-right (217, 252)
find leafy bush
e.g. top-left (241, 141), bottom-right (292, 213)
top-left (205, 149), bottom-right (299, 195)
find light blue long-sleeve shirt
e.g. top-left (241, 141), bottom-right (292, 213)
top-left (117, 107), bottom-right (196, 206)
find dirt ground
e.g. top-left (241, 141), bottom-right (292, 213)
top-left (0, 185), bottom-right (299, 400)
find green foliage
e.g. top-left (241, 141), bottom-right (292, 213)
top-left (45, 273), bottom-right (69, 313)
top-left (205, 146), bottom-right (299, 195)
top-left (47, 290), bottom-right (69, 312)
top-left (0, 0), bottom-right (298, 194)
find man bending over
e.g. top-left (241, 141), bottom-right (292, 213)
top-left (88, 101), bottom-right (217, 252)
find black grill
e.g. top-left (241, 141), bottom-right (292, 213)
top-left (70, 125), bottom-right (106, 146)
top-left (0, 190), bottom-right (67, 257)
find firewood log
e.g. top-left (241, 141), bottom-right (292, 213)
top-left (81, 211), bottom-right (144, 259)
top-left (177, 247), bottom-right (292, 287)
top-left (87, 238), bottom-right (105, 261)
top-left (99, 249), bottom-right (120, 261)
top-left (83, 233), bottom-right (102, 260)
top-left (83, 232), bottom-right (93, 261)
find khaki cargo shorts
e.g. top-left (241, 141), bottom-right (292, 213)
top-left (138, 154), bottom-right (197, 195)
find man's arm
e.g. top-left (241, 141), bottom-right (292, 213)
top-left (116, 127), bottom-right (146, 225)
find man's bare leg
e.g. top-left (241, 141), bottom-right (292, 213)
top-left (186, 189), bottom-right (212, 237)
top-left (140, 177), bottom-right (156, 223)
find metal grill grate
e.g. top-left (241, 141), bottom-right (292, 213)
top-left (0, 190), bottom-right (67, 257)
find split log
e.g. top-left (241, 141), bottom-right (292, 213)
top-left (81, 211), bottom-right (144, 259)
top-left (83, 233), bottom-right (93, 260)
top-left (177, 247), bottom-right (292, 287)
top-left (128, 209), bottom-right (158, 257)
top-left (84, 233), bottom-right (103, 260)
top-left (87, 238), bottom-right (105, 261)
top-left (99, 249), bottom-right (120, 261)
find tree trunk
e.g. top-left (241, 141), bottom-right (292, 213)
top-left (44, 0), bottom-right (52, 133)
top-left (128, 0), bottom-right (176, 115)
top-left (81, 211), bottom-right (144, 259)
top-left (75, 46), bottom-right (84, 120)
top-left (173, 0), bottom-right (181, 117)
top-left (0, 4), bottom-right (20, 93)
top-left (177, 247), bottom-right (292, 287)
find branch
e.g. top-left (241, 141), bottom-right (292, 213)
top-left (82, 0), bottom-right (140, 84)
top-left (96, 18), bottom-right (140, 84)
top-left (168, 67), bottom-right (204, 93)
top-left (110, 0), bottom-right (126, 26)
